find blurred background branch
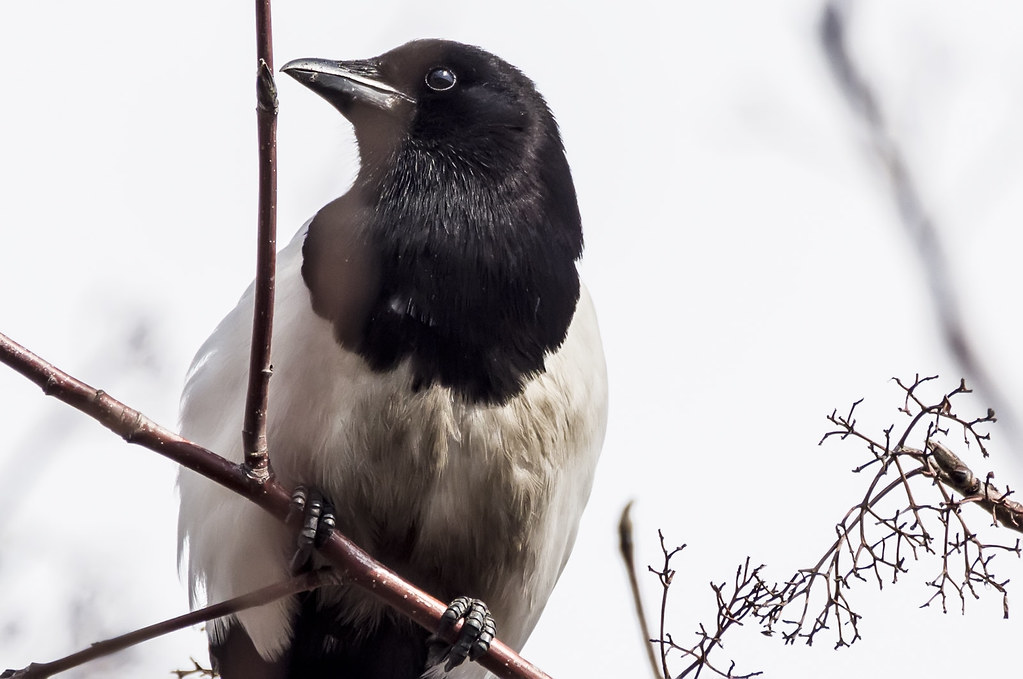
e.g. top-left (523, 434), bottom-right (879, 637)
top-left (819, 2), bottom-right (1021, 443)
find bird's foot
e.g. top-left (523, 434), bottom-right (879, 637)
top-left (287, 485), bottom-right (336, 573)
top-left (425, 596), bottom-right (496, 672)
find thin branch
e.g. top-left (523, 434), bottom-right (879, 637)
top-left (818, 3), bottom-right (1020, 442)
top-left (650, 531), bottom-right (685, 679)
top-left (618, 502), bottom-right (662, 679)
top-left (2, 569), bottom-right (338, 679)
top-left (241, 0), bottom-right (278, 479)
top-left (0, 331), bottom-right (550, 679)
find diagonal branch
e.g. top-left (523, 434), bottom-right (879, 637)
top-left (2, 569), bottom-right (338, 679)
top-left (241, 0), bottom-right (278, 479)
top-left (0, 331), bottom-right (551, 679)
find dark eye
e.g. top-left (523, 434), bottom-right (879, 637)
top-left (425, 67), bottom-right (457, 91)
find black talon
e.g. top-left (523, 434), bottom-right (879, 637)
top-left (288, 485), bottom-right (308, 521)
top-left (426, 596), bottom-right (497, 672)
top-left (466, 602), bottom-right (496, 662)
top-left (288, 486), bottom-right (336, 573)
top-left (315, 498), bottom-right (336, 547)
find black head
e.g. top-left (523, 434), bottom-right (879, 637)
top-left (284, 40), bottom-right (583, 404)
top-left (283, 39), bottom-right (560, 171)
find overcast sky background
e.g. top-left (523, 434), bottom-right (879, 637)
top-left (3, 1), bottom-right (1023, 677)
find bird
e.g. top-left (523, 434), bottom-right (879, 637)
top-left (177, 38), bottom-right (607, 679)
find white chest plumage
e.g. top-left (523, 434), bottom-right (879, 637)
top-left (177, 225), bottom-right (608, 672)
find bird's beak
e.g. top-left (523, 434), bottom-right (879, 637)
top-left (281, 58), bottom-right (415, 114)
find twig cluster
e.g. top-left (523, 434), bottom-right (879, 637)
top-left (171, 658), bottom-right (215, 679)
top-left (653, 542), bottom-right (766, 679)
top-left (648, 375), bottom-right (1021, 678)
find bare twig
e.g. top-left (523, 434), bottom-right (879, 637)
top-left (777, 376), bottom-right (1013, 639)
top-left (649, 531), bottom-right (685, 679)
top-left (1, 569), bottom-right (337, 679)
top-left (648, 541), bottom-right (764, 679)
top-left (0, 331), bottom-right (550, 679)
top-left (653, 376), bottom-right (1018, 676)
top-left (819, 2), bottom-right (1020, 442)
top-left (241, 0), bottom-right (278, 479)
top-left (171, 658), bottom-right (215, 678)
top-left (618, 502), bottom-right (661, 678)
top-left (673, 558), bottom-right (766, 679)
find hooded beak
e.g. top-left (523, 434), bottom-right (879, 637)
top-left (281, 58), bottom-right (415, 115)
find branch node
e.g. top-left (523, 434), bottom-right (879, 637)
top-left (257, 58), bottom-right (279, 113)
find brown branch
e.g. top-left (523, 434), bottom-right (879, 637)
top-left (2, 569), bottom-right (338, 679)
top-left (241, 0), bottom-right (278, 478)
top-left (0, 331), bottom-right (550, 679)
top-left (913, 440), bottom-right (1023, 534)
top-left (618, 502), bottom-right (661, 679)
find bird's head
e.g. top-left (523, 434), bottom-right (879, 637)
top-left (284, 40), bottom-right (583, 403)
top-left (282, 39), bottom-right (559, 174)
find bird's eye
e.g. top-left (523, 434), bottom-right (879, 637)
top-left (425, 67), bottom-right (457, 91)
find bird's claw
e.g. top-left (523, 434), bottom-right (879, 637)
top-left (426, 596), bottom-right (496, 672)
top-left (288, 485), bottom-right (336, 573)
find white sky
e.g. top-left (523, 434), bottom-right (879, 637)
top-left (2, 1), bottom-right (1023, 677)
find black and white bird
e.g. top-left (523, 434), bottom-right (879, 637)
top-left (177, 39), bottom-right (607, 679)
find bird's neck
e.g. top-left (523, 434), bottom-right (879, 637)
top-left (352, 149), bottom-right (582, 404)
